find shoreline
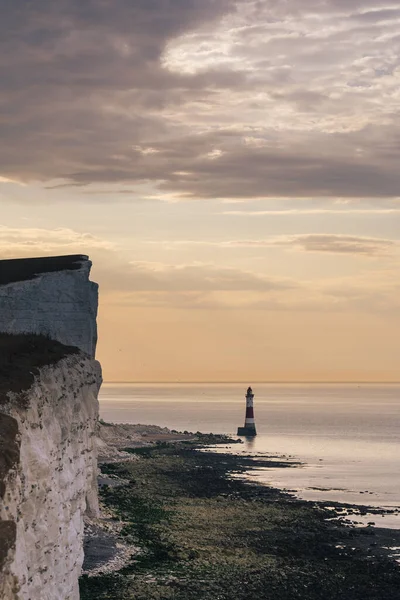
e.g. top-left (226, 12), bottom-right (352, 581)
top-left (80, 424), bottom-right (400, 599)
top-left (208, 443), bottom-right (400, 523)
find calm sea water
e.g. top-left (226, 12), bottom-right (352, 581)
top-left (99, 383), bottom-right (400, 524)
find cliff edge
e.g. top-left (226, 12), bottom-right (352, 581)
top-left (0, 256), bottom-right (101, 600)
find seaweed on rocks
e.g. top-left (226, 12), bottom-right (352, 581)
top-left (80, 440), bottom-right (400, 600)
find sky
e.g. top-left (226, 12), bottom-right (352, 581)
top-left (1, 0), bottom-right (400, 382)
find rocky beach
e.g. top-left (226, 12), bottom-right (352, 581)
top-left (80, 423), bottom-right (400, 600)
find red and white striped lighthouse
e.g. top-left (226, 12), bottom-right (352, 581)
top-left (237, 386), bottom-right (257, 436)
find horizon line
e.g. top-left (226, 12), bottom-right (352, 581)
top-left (102, 380), bottom-right (400, 385)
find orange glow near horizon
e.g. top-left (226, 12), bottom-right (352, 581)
top-left (96, 304), bottom-right (400, 383)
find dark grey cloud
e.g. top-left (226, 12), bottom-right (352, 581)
top-left (1, 0), bottom-right (400, 200)
top-left (52, 126), bottom-right (400, 198)
top-left (0, 0), bottom-right (239, 178)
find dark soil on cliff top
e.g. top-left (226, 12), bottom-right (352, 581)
top-left (80, 437), bottom-right (400, 600)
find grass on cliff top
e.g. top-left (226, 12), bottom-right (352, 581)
top-left (0, 333), bottom-right (79, 401)
top-left (79, 443), bottom-right (400, 600)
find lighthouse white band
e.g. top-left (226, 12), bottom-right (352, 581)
top-left (245, 418), bottom-right (255, 424)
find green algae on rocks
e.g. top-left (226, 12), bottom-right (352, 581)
top-left (80, 441), bottom-right (400, 600)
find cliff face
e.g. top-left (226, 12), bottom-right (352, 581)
top-left (0, 255), bottom-right (98, 357)
top-left (0, 255), bottom-right (101, 600)
top-left (0, 355), bottom-right (101, 600)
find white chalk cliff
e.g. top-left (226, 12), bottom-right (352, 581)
top-left (0, 255), bottom-right (102, 600)
top-left (0, 255), bottom-right (98, 357)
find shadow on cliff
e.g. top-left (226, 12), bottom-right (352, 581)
top-left (0, 333), bottom-right (79, 405)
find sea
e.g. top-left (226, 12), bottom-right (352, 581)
top-left (99, 383), bottom-right (400, 528)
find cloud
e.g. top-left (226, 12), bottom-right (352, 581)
top-left (105, 271), bottom-right (400, 313)
top-left (1, 0), bottom-right (400, 202)
top-left (0, 176), bottom-right (25, 185)
top-left (0, 225), bottom-right (296, 292)
top-left (0, 227), bottom-right (115, 258)
top-left (100, 260), bottom-right (296, 292)
top-left (1, 226), bottom-right (398, 314)
top-left (0, 0), bottom-right (239, 184)
top-left (274, 234), bottom-right (398, 256)
top-left (95, 255), bottom-right (400, 314)
top-left (151, 233), bottom-right (399, 257)
top-left (223, 208), bottom-right (400, 216)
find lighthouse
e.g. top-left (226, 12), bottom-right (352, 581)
top-left (237, 386), bottom-right (257, 436)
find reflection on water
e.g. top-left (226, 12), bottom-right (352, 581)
top-left (100, 383), bottom-right (400, 514)
top-left (243, 436), bottom-right (256, 449)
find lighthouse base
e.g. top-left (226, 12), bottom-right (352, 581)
top-left (237, 426), bottom-right (257, 437)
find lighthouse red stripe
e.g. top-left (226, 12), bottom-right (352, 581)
top-left (245, 407), bottom-right (254, 418)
